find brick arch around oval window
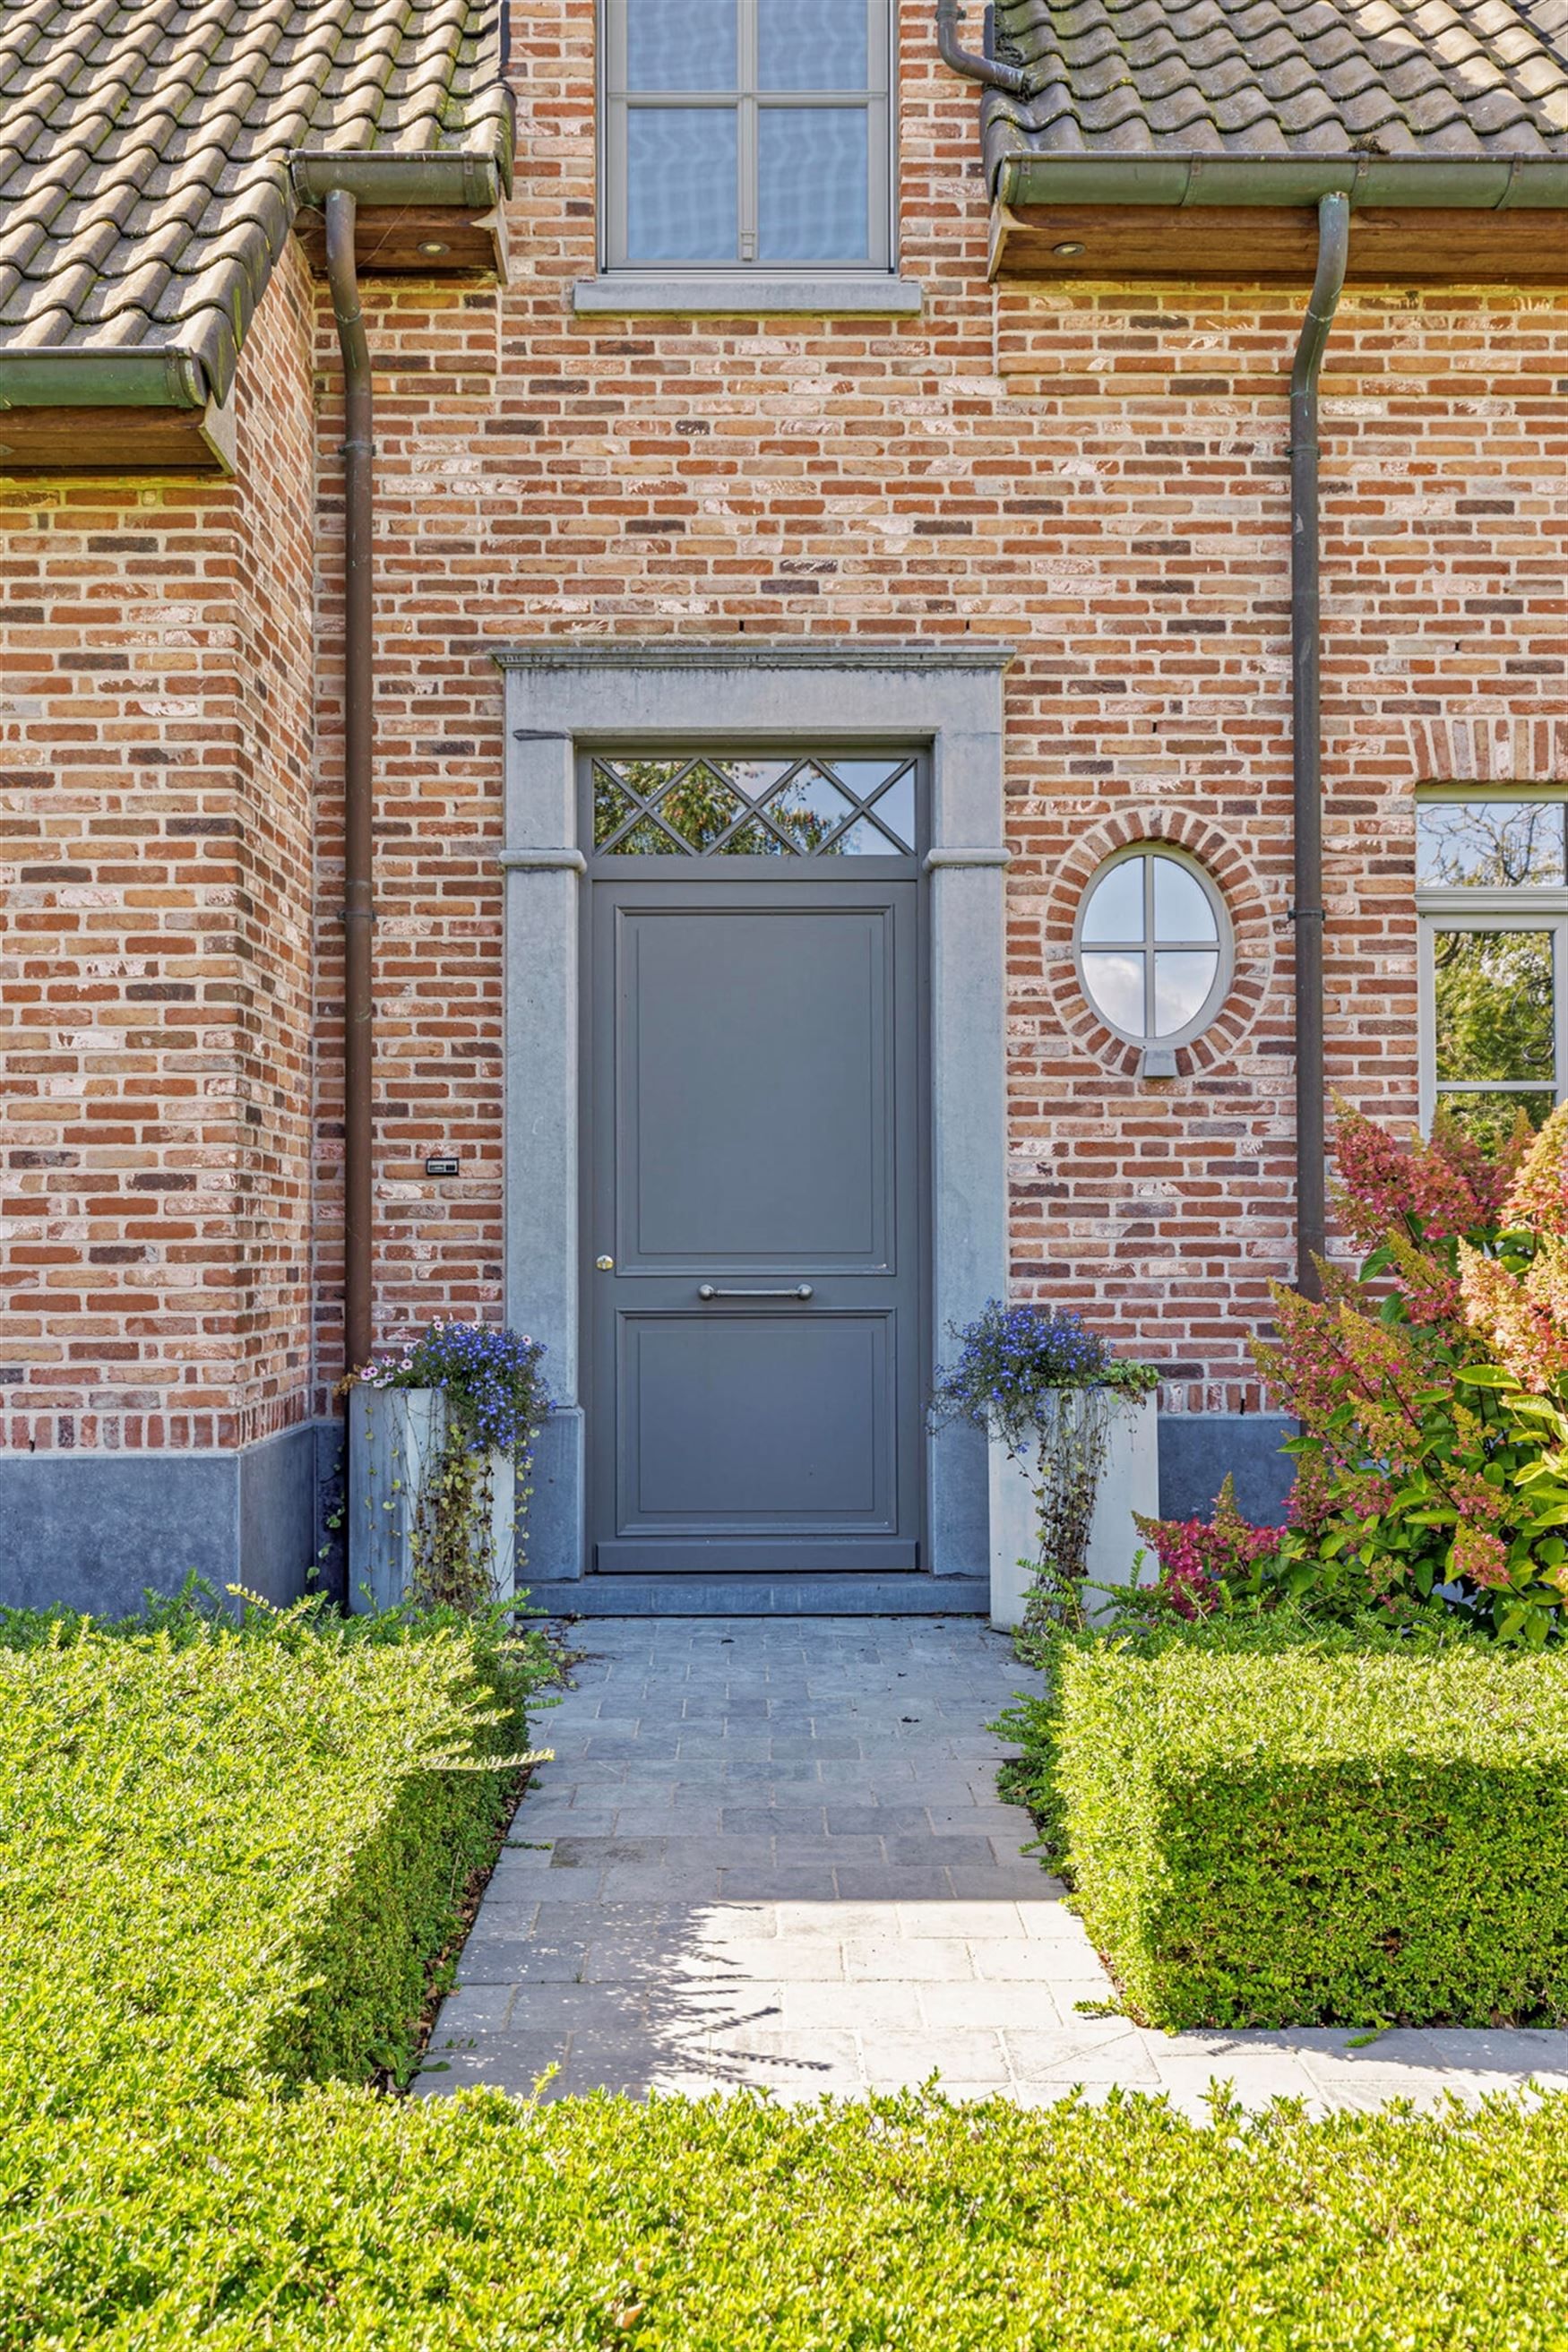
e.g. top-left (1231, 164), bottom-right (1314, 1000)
top-left (1033, 807), bottom-right (1277, 1080)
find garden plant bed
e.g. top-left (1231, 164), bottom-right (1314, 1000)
top-left (4, 1599), bottom-right (1567, 2348)
top-left (1001, 1621), bottom-right (1568, 2032)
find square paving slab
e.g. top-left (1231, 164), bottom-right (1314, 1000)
top-left (416, 1618), bottom-right (1568, 2115)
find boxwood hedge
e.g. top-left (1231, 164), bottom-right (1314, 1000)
top-left (5, 2083), bottom-right (1568, 2349)
top-left (0, 1610), bottom-right (541, 2117)
top-left (5, 1605), bottom-right (1568, 2348)
top-left (1005, 1622), bottom-right (1568, 2029)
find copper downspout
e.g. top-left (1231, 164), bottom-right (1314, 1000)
top-left (1288, 192), bottom-right (1350, 1301)
top-left (324, 189), bottom-right (375, 1376)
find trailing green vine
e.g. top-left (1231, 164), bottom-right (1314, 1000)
top-left (356, 1323), bottom-right (550, 1613)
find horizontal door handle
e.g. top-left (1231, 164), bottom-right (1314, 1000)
top-left (697, 1284), bottom-right (814, 1302)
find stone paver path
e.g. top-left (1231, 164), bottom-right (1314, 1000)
top-left (418, 1617), bottom-right (1568, 2115)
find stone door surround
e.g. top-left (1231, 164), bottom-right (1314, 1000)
top-left (495, 639), bottom-right (1012, 1606)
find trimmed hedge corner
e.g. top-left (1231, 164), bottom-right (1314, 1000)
top-left (0, 1616), bottom-right (539, 2117)
top-left (1027, 1633), bottom-right (1568, 2029)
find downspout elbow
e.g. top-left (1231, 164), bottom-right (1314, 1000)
top-left (1290, 192), bottom-right (1351, 408)
top-left (935, 0), bottom-right (1031, 96)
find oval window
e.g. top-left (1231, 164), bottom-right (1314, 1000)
top-left (1074, 847), bottom-right (1232, 1048)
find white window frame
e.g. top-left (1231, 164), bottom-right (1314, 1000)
top-left (1416, 784), bottom-right (1568, 1131)
top-left (598, 0), bottom-right (895, 277)
top-left (1071, 842), bottom-right (1235, 1059)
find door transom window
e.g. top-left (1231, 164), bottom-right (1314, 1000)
top-left (591, 752), bottom-right (918, 857)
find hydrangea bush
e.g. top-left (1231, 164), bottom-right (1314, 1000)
top-left (355, 1323), bottom-right (549, 1613)
top-left (1137, 1105), bottom-right (1568, 1645)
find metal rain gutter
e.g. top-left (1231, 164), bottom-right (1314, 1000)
top-left (0, 346), bottom-right (209, 410)
top-left (291, 151), bottom-right (504, 211)
top-left (1288, 192), bottom-right (1350, 1303)
top-left (995, 154), bottom-right (1568, 210)
top-left (324, 187), bottom-right (375, 1381)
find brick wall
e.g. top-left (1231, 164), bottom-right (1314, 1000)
top-left (0, 238), bottom-right (317, 1453)
top-left (3, 3), bottom-right (1564, 1453)
top-left (307, 5), bottom-right (1566, 1417)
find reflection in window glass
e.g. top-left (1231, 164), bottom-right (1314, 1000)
top-left (758, 109), bottom-right (869, 262)
top-left (1079, 859), bottom-right (1142, 944)
top-left (1075, 849), bottom-right (1229, 1046)
top-left (867, 769), bottom-right (915, 848)
top-left (1417, 800), bottom-right (1568, 890)
top-left (592, 753), bottom-right (918, 857)
top-left (1154, 952), bottom-right (1220, 1038)
top-left (626, 109), bottom-right (737, 262)
top-left (1080, 953), bottom-right (1145, 1037)
top-left (1433, 929), bottom-right (1555, 1083)
top-left (1441, 1090), bottom-right (1555, 1151)
top-left (628, 0), bottom-right (737, 90)
top-left (1154, 857), bottom-right (1219, 942)
top-left (759, 0), bottom-right (868, 88)
top-left (766, 768), bottom-right (856, 847)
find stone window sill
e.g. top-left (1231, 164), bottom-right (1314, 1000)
top-left (573, 274), bottom-right (924, 317)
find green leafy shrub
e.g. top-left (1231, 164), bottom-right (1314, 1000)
top-left (1021, 1630), bottom-right (1568, 2029)
top-left (0, 1606), bottom-right (547, 2118)
top-left (1122, 1105), bottom-right (1568, 1644)
top-left (4, 2083), bottom-right (1567, 2350)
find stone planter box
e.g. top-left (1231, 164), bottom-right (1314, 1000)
top-left (348, 1385), bottom-right (518, 1614)
top-left (988, 1390), bottom-right (1159, 1632)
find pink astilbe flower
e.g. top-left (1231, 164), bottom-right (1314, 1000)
top-left (1134, 1476), bottom-right (1282, 1619)
top-left (1331, 1106), bottom-right (1428, 1253)
top-left (1460, 1237), bottom-right (1568, 1396)
top-left (1503, 1101), bottom-right (1568, 1238)
top-left (1383, 1225), bottom-right (1464, 1334)
top-left (1260, 1286), bottom-right (1442, 1482)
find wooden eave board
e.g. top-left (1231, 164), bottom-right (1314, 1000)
top-left (990, 204), bottom-right (1568, 285)
top-left (290, 204), bottom-right (505, 280)
top-left (0, 403), bottom-right (232, 476)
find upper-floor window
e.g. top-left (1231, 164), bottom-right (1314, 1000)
top-left (1417, 789), bottom-right (1568, 1147)
top-left (601, 0), bottom-right (893, 273)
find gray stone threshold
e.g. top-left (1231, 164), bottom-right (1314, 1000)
top-left (523, 1575), bottom-right (989, 1617)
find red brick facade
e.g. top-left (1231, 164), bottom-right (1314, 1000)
top-left (2, 237), bottom-right (317, 1457)
top-left (3, 7), bottom-right (1565, 1484)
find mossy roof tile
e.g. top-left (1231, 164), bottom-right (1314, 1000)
top-left (987, 0), bottom-right (1568, 182)
top-left (0, 0), bottom-right (509, 398)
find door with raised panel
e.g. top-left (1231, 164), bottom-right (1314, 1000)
top-left (585, 751), bottom-right (924, 1573)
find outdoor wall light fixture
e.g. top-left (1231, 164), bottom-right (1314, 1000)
top-left (1053, 240), bottom-right (1085, 255)
top-left (418, 239), bottom-right (450, 256)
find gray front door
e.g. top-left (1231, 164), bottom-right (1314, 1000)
top-left (586, 769), bottom-right (924, 1573)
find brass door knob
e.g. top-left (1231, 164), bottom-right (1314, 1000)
top-left (596, 1255), bottom-right (615, 1271)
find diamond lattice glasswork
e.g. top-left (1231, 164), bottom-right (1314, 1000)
top-left (592, 754), bottom-right (918, 857)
